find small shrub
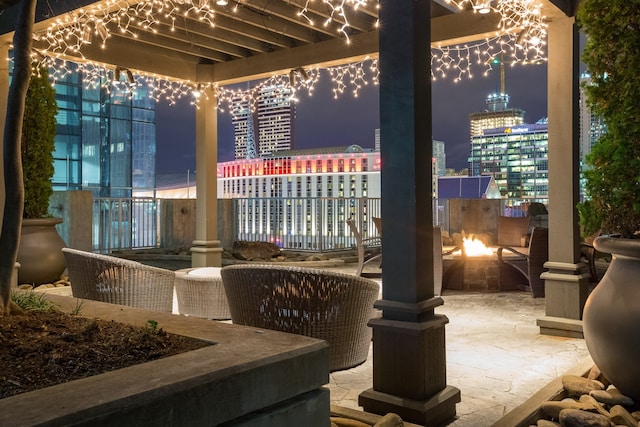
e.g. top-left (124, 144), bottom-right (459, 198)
top-left (11, 291), bottom-right (59, 312)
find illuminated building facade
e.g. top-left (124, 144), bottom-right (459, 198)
top-left (579, 73), bottom-right (606, 161)
top-left (468, 122), bottom-right (549, 201)
top-left (218, 145), bottom-right (380, 249)
top-left (469, 93), bottom-right (525, 140)
top-left (217, 144), bottom-right (450, 248)
top-left (232, 85), bottom-right (294, 159)
top-left (219, 146), bottom-right (380, 199)
top-left (433, 139), bottom-right (446, 176)
top-left (579, 73), bottom-right (606, 199)
top-left (28, 61), bottom-right (157, 197)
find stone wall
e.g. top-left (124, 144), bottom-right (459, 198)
top-left (50, 190), bottom-right (92, 251)
top-left (448, 199), bottom-right (502, 245)
top-left (159, 198), bottom-right (235, 251)
top-left (159, 199), bottom-right (196, 250)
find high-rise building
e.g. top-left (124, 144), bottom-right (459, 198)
top-left (579, 72), bottom-right (606, 199)
top-left (257, 85), bottom-right (294, 156)
top-left (579, 73), bottom-right (606, 161)
top-left (468, 121), bottom-right (549, 202)
top-left (433, 139), bottom-right (446, 176)
top-left (232, 85), bottom-right (294, 159)
top-left (374, 128), bottom-right (444, 176)
top-left (231, 93), bottom-right (255, 160)
top-left (40, 61), bottom-right (156, 197)
top-left (469, 93), bottom-right (525, 153)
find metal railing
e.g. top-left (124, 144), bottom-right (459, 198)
top-left (90, 195), bottom-right (541, 253)
top-left (234, 197), bottom-right (382, 252)
top-left (93, 197), bottom-right (159, 252)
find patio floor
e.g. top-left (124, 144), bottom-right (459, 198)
top-left (324, 263), bottom-right (591, 427)
top-left (38, 261), bottom-right (591, 426)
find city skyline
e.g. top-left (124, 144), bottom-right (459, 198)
top-left (155, 62), bottom-right (548, 175)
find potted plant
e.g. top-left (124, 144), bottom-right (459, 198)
top-left (15, 64), bottom-right (66, 286)
top-left (578, 0), bottom-right (640, 401)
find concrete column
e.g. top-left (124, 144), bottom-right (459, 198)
top-left (358, 1), bottom-right (460, 425)
top-left (190, 91), bottom-right (222, 267)
top-left (537, 16), bottom-right (590, 338)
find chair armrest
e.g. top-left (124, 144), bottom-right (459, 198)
top-left (442, 246), bottom-right (461, 256)
top-left (497, 246), bottom-right (528, 262)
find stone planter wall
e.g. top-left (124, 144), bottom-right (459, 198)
top-left (0, 294), bottom-right (330, 426)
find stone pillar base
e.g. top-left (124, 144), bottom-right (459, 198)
top-left (359, 386), bottom-right (460, 427)
top-left (537, 316), bottom-right (583, 339)
top-left (190, 240), bottom-right (223, 267)
top-left (359, 306), bottom-right (460, 426)
top-left (539, 261), bottom-right (590, 337)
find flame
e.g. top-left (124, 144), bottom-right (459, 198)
top-left (462, 235), bottom-right (494, 257)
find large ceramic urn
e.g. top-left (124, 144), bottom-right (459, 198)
top-left (17, 218), bottom-right (67, 286)
top-left (583, 236), bottom-right (640, 401)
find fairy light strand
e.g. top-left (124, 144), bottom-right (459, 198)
top-left (14, 0), bottom-right (548, 111)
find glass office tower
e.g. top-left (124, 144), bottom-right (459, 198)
top-left (49, 62), bottom-right (156, 197)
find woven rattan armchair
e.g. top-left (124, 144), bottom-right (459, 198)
top-left (497, 227), bottom-right (549, 298)
top-left (174, 267), bottom-right (230, 320)
top-left (497, 215), bottom-right (531, 247)
top-left (346, 218), bottom-right (382, 278)
top-left (62, 248), bottom-right (174, 312)
top-left (221, 264), bottom-right (380, 372)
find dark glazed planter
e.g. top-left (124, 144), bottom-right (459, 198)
top-left (583, 235), bottom-right (640, 401)
top-left (17, 218), bottom-right (67, 286)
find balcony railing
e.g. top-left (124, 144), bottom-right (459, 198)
top-left (93, 197), bottom-right (158, 252)
top-left (90, 196), bottom-right (540, 253)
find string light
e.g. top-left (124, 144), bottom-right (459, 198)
top-left (431, 34), bottom-right (546, 83)
top-left (298, 0), bottom-right (370, 43)
top-left (17, 0), bottom-right (548, 113)
top-left (22, 31), bottom-right (542, 118)
top-left (443, 0), bottom-right (547, 55)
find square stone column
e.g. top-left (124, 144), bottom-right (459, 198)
top-left (537, 16), bottom-right (591, 338)
top-left (358, 1), bottom-right (460, 425)
top-left (191, 91), bottom-right (222, 267)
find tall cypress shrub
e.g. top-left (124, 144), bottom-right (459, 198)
top-left (21, 66), bottom-right (57, 219)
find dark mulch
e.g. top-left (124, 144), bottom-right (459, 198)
top-left (0, 310), bottom-right (209, 398)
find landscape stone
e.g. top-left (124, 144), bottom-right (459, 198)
top-left (590, 388), bottom-right (635, 407)
top-left (559, 408), bottom-right (611, 427)
top-left (579, 394), bottom-right (610, 417)
top-left (541, 400), bottom-right (595, 419)
top-left (330, 418), bottom-right (371, 427)
top-left (374, 413), bottom-right (403, 427)
top-left (537, 420), bottom-right (561, 427)
top-left (610, 405), bottom-right (638, 427)
top-left (562, 375), bottom-right (605, 397)
top-left (231, 241), bottom-right (282, 261)
top-left (587, 365), bottom-right (612, 388)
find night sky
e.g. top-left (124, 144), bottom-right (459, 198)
top-left (155, 62), bottom-right (548, 175)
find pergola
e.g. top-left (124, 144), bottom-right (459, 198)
top-left (0, 0), bottom-right (585, 424)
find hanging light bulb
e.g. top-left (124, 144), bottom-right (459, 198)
top-left (193, 84), bottom-right (202, 98)
top-left (473, 1), bottom-right (492, 14)
top-left (216, 0), bottom-right (228, 5)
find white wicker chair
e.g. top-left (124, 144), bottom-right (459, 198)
top-left (221, 264), bottom-right (380, 372)
top-left (174, 267), bottom-right (230, 320)
top-left (62, 248), bottom-right (174, 312)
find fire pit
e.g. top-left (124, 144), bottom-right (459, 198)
top-left (443, 235), bottom-right (526, 292)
